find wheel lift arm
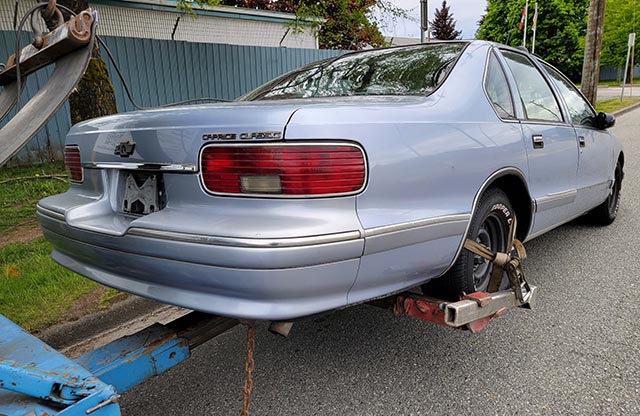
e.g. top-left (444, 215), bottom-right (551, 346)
top-left (0, 313), bottom-right (238, 416)
top-left (384, 217), bottom-right (536, 333)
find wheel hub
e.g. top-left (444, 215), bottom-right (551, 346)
top-left (473, 228), bottom-right (491, 275)
top-left (472, 213), bottom-right (507, 291)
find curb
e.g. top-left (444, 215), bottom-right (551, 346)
top-left (612, 101), bottom-right (640, 117)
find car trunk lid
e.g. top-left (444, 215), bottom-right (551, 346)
top-left (67, 101), bottom-right (301, 167)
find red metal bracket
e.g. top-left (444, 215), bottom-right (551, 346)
top-left (392, 293), bottom-right (510, 333)
top-left (394, 296), bottom-right (448, 327)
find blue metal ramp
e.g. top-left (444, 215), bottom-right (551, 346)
top-left (0, 314), bottom-right (120, 415)
top-left (0, 313), bottom-right (237, 415)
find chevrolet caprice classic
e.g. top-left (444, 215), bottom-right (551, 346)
top-left (37, 40), bottom-right (623, 320)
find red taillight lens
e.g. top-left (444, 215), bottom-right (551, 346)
top-left (64, 146), bottom-right (83, 182)
top-left (200, 144), bottom-right (366, 196)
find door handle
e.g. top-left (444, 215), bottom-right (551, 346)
top-left (532, 135), bottom-right (544, 149)
top-left (578, 136), bottom-right (586, 147)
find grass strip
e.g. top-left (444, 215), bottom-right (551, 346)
top-left (99, 287), bottom-right (128, 309)
top-left (0, 162), bottom-right (69, 235)
top-left (0, 237), bottom-right (98, 332)
top-left (595, 97), bottom-right (640, 114)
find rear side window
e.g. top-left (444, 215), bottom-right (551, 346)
top-left (501, 50), bottom-right (563, 123)
top-left (542, 62), bottom-right (596, 127)
top-left (485, 51), bottom-right (515, 119)
top-left (242, 43), bottom-right (467, 101)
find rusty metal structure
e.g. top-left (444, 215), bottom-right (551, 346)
top-left (370, 218), bottom-right (535, 333)
top-left (0, 0), bottom-right (95, 166)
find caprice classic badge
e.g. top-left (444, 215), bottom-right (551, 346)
top-left (202, 131), bottom-right (282, 141)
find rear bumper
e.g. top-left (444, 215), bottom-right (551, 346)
top-left (38, 208), bottom-right (363, 320)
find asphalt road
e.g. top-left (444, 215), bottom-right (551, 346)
top-left (120, 110), bottom-right (640, 416)
top-left (598, 86), bottom-right (640, 101)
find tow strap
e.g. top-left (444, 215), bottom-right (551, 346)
top-left (463, 217), bottom-right (532, 304)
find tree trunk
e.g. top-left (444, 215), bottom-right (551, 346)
top-left (50, 0), bottom-right (118, 124)
top-left (581, 0), bottom-right (606, 105)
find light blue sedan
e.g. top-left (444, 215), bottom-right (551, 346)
top-left (37, 40), bottom-right (623, 320)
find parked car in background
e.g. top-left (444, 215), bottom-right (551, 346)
top-left (37, 40), bottom-right (623, 320)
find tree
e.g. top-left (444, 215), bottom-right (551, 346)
top-left (431, 0), bottom-right (461, 40)
top-left (475, 0), bottom-right (511, 43)
top-left (600, 0), bottom-right (639, 69)
top-left (52, 0), bottom-right (218, 123)
top-left (300, 0), bottom-right (387, 49)
top-left (217, 0), bottom-right (404, 50)
top-left (177, 0), bottom-right (222, 12)
top-left (477, 0), bottom-right (590, 82)
top-left (581, 0), bottom-right (606, 105)
top-left (50, 0), bottom-right (118, 124)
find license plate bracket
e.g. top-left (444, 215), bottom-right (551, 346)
top-left (122, 172), bottom-right (164, 215)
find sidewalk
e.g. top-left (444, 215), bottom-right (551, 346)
top-left (597, 85), bottom-right (640, 101)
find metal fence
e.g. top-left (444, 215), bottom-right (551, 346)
top-left (0, 32), bottom-right (344, 165)
top-left (599, 66), bottom-right (640, 82)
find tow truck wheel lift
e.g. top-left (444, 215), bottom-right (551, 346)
top-left (0, 2), bottom-right (537, 415)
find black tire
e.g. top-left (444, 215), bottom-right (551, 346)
top-left (423, 187), bottom-right (513, 300)
top-left (587, 162), bottom-right (622, 226)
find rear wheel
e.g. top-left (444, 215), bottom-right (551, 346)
top-left (587, 162), bottom-right (622, 226)
top-left (423, 188), bottom-right (513, 300)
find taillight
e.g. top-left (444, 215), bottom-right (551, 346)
top-left (64, 145), bottom-right (83, 183)
top-left (200, 143), bottom-right (366, 197)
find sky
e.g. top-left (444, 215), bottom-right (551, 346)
top-left (379, 0), bottom-right (488, 40)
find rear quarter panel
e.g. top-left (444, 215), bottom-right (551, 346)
top-left (284, 42), bottom-right (531, 302)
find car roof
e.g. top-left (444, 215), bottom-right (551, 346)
top-left (342, 39), bottom-right (534, 60)
top-left (328, 40), bottom-right (471, 61)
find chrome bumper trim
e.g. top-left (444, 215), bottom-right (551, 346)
top-left (38, 204), bottom-right (471, 250)
top-left (127, 227), bottom-right (362, 248)
top-left (83, 162), bottom-right (197, 172)
top-left (363, 214), bottom-right (471, 238)
top-left (36, 205), bottom-right (65, 221)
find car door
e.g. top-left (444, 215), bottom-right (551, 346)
top-left (498, 49), bottom-right (580, 237)
top-left (540, 62), bottom-right (613, 214)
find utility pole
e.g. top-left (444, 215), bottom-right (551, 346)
top-left (420, 0), bottom-right (428, 43)
top-left (581, 0), bottom-right (607, 106)
top-left (522, 0), bottom-right (529, 48)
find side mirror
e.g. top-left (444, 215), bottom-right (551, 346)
top-left (596, 112), bottom-right (615, 130)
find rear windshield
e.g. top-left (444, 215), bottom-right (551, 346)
top-left (242, 42), bottom-right (467, 101)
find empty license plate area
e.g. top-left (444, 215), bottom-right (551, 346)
top-left (121, 172), bottom-right (166, 215)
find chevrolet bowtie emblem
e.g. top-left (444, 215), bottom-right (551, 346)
top-left (114, 140), bottom-right (136, 157)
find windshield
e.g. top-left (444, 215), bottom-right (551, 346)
top-left (241, 42), bottom-right (467, 101)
